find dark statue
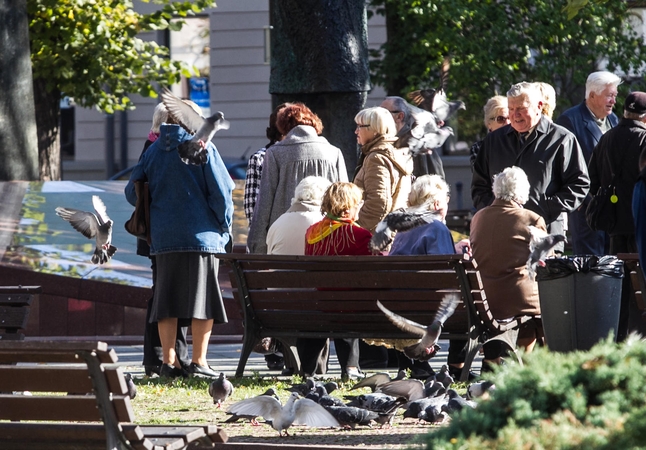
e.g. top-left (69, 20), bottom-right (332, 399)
top-left (269, 0), bottom-right (370, 176)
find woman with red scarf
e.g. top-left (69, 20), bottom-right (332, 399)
top-left (300, 182), bottom-right (372, 379)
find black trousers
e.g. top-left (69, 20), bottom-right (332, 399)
top-left (142, 256), bottom-right (190, 367)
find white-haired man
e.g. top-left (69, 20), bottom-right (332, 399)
top-left (556, 71), bottom-right (622, 255)
top-left (472, 82), bottom-right (589, 242)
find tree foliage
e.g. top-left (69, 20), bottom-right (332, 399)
top-left (26, 0), bottom-right (216, 180)
top-left (369, 0), bottom-right (646, 142)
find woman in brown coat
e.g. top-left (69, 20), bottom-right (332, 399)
top-left (353, 106), bottom-right (413, 233)
top-left (469, 166), bottom-right (546, 368)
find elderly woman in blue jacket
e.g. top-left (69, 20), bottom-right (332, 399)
top-left (125, 122), bottom-right (234, 379)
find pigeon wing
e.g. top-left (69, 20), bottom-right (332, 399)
top-left (377, 379), bottom-right (425, 402)
top-left (434, 293), bottom-right (460, 326)
top-left (91, 195), bottom-right (111, 224)
top-left (55, 207), bottom-right (100, 240)
top-left (161, 88), bottom-right (205, 134)
top-left (376, 301), bottom-right (426, 337)
top-left (226, 396), bottom-right (282, 421)
top-left (293, 398), bottom-right (339, 427)
top-left (351, 372), bottom-right (392, 391)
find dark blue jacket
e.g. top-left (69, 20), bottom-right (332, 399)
top-left (556, 101), bottom-right (619, 164)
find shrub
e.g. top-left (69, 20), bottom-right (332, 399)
top-left (420, 334), bottom-right (646, 449)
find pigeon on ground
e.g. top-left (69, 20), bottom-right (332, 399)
top-left (305, 385), bottom-right (329, 403)
top-left (423, 379), bottom-right (446, 398)
top-left (376, 293), bottom-right (460, 361)
top-left (226, 391), bottom-right (339, 437)
top-left (373, 396), bottom-right (408, 428)
top-left (403, 395), bottom-right (446, 421)
top-left (466, 380), bottom-right (495, 399)
top-left (441, 389), bottom-right (477, 416)
top-left (124, 372), bottom-right (137, 399)
top-left (288, 378), bottom-right (316, 396)
top-left (370, 207), bottom-right (442, 253)
top-left (223, 388), bottom-right (279, 425)
top-left (209, 372), bottom-right (234, 408)
top-left (344, 392), bottom-right (398, 410)
top-left (55, 195), bottom-right (116, 264)
top-left (323, 405), bottom-right (378, 429)
top-left (320, 381), bottom-right (339, 395)
top-left (376, 379), bottom-right (426, 402)
top-left (160, 88), bottom-right (230, 165)
top-left (351, 370), bottom-right (406, 392)
top-left (433, 365), bottom-right (454, 389)
top-left (526, 225), bottom-right (567, 280)
top-left (418, 401), bottom-right (447, 423)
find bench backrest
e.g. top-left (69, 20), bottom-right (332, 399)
top-left (0, 286), bottom-right (40, 340)
top-left (220, 253), bottom-right (480, 340)
top-left (0, 341), bottom-right (135, 424)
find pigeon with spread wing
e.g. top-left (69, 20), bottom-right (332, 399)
top-left (526, 225), bottom-right (566, 280)
top-left (161, 88), bottom-right (230, 165)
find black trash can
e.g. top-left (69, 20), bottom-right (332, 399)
top-left (536, 255), bottom-right (624, 352)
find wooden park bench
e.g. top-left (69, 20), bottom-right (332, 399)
top-left (0, 286), bottom-right (40, 341)
top-left (0, 340), bottom-right (228, 450)
top-left (218, 253), bottom-right (539, 381)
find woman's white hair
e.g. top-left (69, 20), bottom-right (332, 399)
top-left (492, 166), bottom-right (530, 204)
top-left (408, 174), bottom-right (450, 208)
top-left (292, 176), bottom-right (332, 205)
top-left (151, 102), bottom-right (169, 134)
top-left (354, 106), bottom-right (398, 138)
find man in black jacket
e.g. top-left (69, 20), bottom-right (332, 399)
top-left (472, 82), bottom-right (589, 242)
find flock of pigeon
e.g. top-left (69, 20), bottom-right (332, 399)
top-left (216, 370), bottom-right (495, 437)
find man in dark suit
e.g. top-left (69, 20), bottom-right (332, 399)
top-left (556, 71), bottom-right (621, 256)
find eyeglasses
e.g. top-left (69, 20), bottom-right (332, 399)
top-left (388, 110), bottom-right (401, 115)
top-left (489, 116), bottom-right (509, 124)
top-left (356, 124), bottom-right (370, 129)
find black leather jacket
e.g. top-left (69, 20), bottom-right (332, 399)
top-left (472, 115), bottom-right (590, 235)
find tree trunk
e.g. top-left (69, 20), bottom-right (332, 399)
top-left (32, 77), bottom-right (61, 181)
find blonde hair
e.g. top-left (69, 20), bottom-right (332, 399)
top-left (493, 166), bottom-right (530, 204)
top-left (536, 82), bottom-right (556, 119)
top-left (354, 107), bottom-right (398, 138)
top-left (483, 96), bottom-right (508, 128)
top-left (408, 175), bottom-right (450, 209)
top-left (321, 182), bottom-right (363, 217)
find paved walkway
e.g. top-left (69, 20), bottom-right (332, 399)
top-left (110, 339), bottom-right (483, 379)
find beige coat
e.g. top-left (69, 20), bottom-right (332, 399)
top-left (469, 199), bottom-right (547, 319)
top-left (353, 136), bottom-right (413, 232)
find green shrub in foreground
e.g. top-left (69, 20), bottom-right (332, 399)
top-left (421, 334), bottom-right (646, 450)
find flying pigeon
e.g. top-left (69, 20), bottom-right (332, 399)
top-left (351, 370), bottom-right (406, 392)
top-left (526, 225), bottom-right (567, 280)
top-left (223, 388), bottom-right (279, 425)
top-left (406, 104), bottom-right (454, 157)
top-left (375, 379), bottom-right (426, 402)
top-left (55, 195), bottom-right (117, 264)
top-left (376, 293), bottom-right (461, 361)
top-left (209, 372), bottom-right (234, 408)
top-left (160, 88), bottom-right (230, 165)
top-left (370, 207), bottom-right (442, 253)
top-left (226, 391), bottom-right (339, 437)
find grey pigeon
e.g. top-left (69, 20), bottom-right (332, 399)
top-left (433, 365), bottom-right (454, 389)
top-left (376, 379), bottom-right (426, 402)
top-left (441, 389), bottom-right (476, 416)
top-left (321, 381), bottom-right (339, 395)
top-left (526, 225), bottom-right (567, 280)
top-left (403, 396), bottom-right (445, 421)
top-left (345, 392), bottom-right (397, 410)
top-left (55, 195), bottom-right (116, 264)
top-left (323, 405), bottom-right (378, 429)
top-left (376, 293), bottom-right (460, 361)
top-left (288, 378), bottom-right (316, 396)
top-left (317, 394), bottom-right (346, 408)
top-left (406, 104), bottom-right (454, 157)
top-left (160, 88), bottom-right (230, 165)
top-left (209, 372), bottom-right (234, 408)
top-left (351, 370), bottom-right (406, 392)
top-left (418, 401), bottom-right (446, 423)
top-left (223, 388), bottom-right (279, 425)
top-left (226, 391), bottom-right (339, 436)
top-left (305, 385), bottom-right (328, 403)
top-left (370, 207), bottom-right (442, 253)
top-left (124, 372), bottom-right (137, 399)
top-left (373, 396), bottom-right (408, 428)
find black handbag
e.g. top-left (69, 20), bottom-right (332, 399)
top-left (585, 142), bottom-right (626, 233)
top-left (124, 181), bottom-right (151, 244)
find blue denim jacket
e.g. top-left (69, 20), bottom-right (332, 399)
top-left (125, 124), bottom-right (235, 255)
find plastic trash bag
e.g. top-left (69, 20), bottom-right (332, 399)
top-left (536, 255), bottom-right (624, 281)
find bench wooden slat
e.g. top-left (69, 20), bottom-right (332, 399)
top-left (0, 294), bottom-right (33, 306)
top-left (245, 289), bottom-right (461, 303)
top-left (0, 366), bottom-right (94, 392)
top-left (0, 341), bottom-right (117, 364)
top-left (0, 394), bottom-right (134, 422)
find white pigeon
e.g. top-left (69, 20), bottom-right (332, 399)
top-left (55, 195), bottom-right (116, 264)
top-left (526, 225), bottom-right (567, 280)
top-left (407, 103), bottom-right (454, 157)
top-left (376, 293), bottom-right (460, 360)
top-left (160, 88), bottom-right (230, 165)
top-left (226, 391), bottom-right (339, 437)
